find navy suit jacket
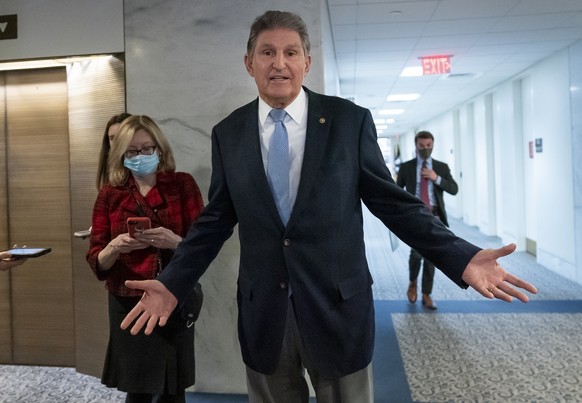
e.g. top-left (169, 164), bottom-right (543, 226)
top-left (396, 158), bottom-right (458, 226)
top-left (160, 87), bottom-right (480, 378)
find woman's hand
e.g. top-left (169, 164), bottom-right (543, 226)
top-left (135, 227), bottom-right (183, 250)
top-left (110, 233), bottom-right (150, 253)
top-left (98, 233), bottom-right (150, 271)
top-left (0, 250), bottom-right (27, 271)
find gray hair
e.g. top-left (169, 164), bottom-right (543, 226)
top-left (246, 10), bottom-right (311, 56)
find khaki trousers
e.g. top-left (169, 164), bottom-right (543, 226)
top-left (246, 298), bottom-right (373, 403)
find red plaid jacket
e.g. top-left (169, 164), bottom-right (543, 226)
top-left (87, 171), bottom-right (204, 297)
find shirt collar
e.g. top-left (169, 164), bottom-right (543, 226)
top-left (416, 155), bottom-right (432, 165)
top-left (258, 87), bottom-right (307, 126)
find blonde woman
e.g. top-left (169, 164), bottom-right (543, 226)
top-left (87, 115), bottom-right (203, 403)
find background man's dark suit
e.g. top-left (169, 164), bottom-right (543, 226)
top-left (159, 88), bottom-right (480, 378)
top-left (396, 158), bottom-right (458, 226)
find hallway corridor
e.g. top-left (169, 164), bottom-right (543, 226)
top-left (0, 211), bottom-right (580, 402)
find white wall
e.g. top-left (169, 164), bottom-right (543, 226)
top-left (459, 103), bottom-right (478, 226)
top-left (492, 80), bottom-right (526, 248)
top-left (570, 40), bottom-right (582, 285)
top-left (529, 50), bottom-right (575, 276)
top-left (522, 76), bottom-right (538, 245)
top-left (476, 95), bottom-right (497, 236)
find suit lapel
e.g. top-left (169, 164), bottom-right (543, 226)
top-left (289, 90), bottom-right (331, 225)
top-left (407, 161), bottom-right (417, 195)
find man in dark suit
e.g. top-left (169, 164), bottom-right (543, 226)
top-left (397, 130), bottom-right (458, 310)
top-left (120, 10), bottom-right (537, 403)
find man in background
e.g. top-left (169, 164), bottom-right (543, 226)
top-left (397, 130), bottom-right (459, 309)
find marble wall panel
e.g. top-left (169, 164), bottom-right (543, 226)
top-left (124, 0), bottom-right (324, 393)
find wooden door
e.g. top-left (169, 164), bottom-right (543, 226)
top-left (4, 67), bottom-right (75, 365)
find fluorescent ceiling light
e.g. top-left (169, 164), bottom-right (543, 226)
top-left (375, 125), bottom-right (388, 130)
top-left (386, 94), bottom-right (420, 102)
top-left (379, 109), bottom-right (404, 115)
top-left (400, 66), bottom-right (423, 77)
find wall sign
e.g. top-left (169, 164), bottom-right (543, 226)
top-left (535, 138), bottom-right (543, 153)
top-left (0, 14), bottom-right (17, 40)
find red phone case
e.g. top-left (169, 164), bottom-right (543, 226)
top-left (127, 217), bottom-right (151, 238)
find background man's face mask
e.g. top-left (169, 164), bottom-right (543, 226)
top-left (417, 148), bottom-right (432, 160)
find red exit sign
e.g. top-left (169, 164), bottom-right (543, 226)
top-left (420, 55), bottom-right (452, 75)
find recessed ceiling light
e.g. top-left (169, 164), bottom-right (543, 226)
top-left (379, 109), bottom-right (404, 115)
top-left (386, 94), bottom-right (420, 102)
top-left (400, 66), bottom-right (423, 77)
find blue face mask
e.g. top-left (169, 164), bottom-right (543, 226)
top-left (124, 153), bottom-right (160, 177)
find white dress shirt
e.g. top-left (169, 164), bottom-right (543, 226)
top-left (258, 88), bottom-right (308, 210)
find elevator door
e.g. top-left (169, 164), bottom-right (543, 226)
top-left (0, 67), bottom-right (75, 365)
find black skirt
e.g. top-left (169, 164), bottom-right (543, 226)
top-left (102, 293), bottom-right (195, 394)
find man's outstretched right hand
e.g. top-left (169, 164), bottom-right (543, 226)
top-left (120, 279), bottom-right (178, 335)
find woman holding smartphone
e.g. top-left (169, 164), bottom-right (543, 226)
top-left (87, 115), bottom-right (204, 403)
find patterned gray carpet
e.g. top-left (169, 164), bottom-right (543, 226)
top-left (0, 365), bottom-right (124, 402)
top-left (393, 313), bottom-right (582, 402)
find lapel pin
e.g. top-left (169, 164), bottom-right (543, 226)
top-left (319, 117), bottom-right (326, 124)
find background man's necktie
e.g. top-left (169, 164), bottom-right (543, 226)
top-left (420, 160), bottom-right (431, 207)
top-left (267, 109), bottom-right (291, 225)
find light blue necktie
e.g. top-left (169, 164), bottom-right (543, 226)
top-left (267, 109), bottom-right (291, 225)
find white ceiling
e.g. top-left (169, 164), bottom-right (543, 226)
top-left (327, 0), bottom-right (582, 137)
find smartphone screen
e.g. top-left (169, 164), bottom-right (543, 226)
top-left (5, 248), bottom-right (51, 258)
